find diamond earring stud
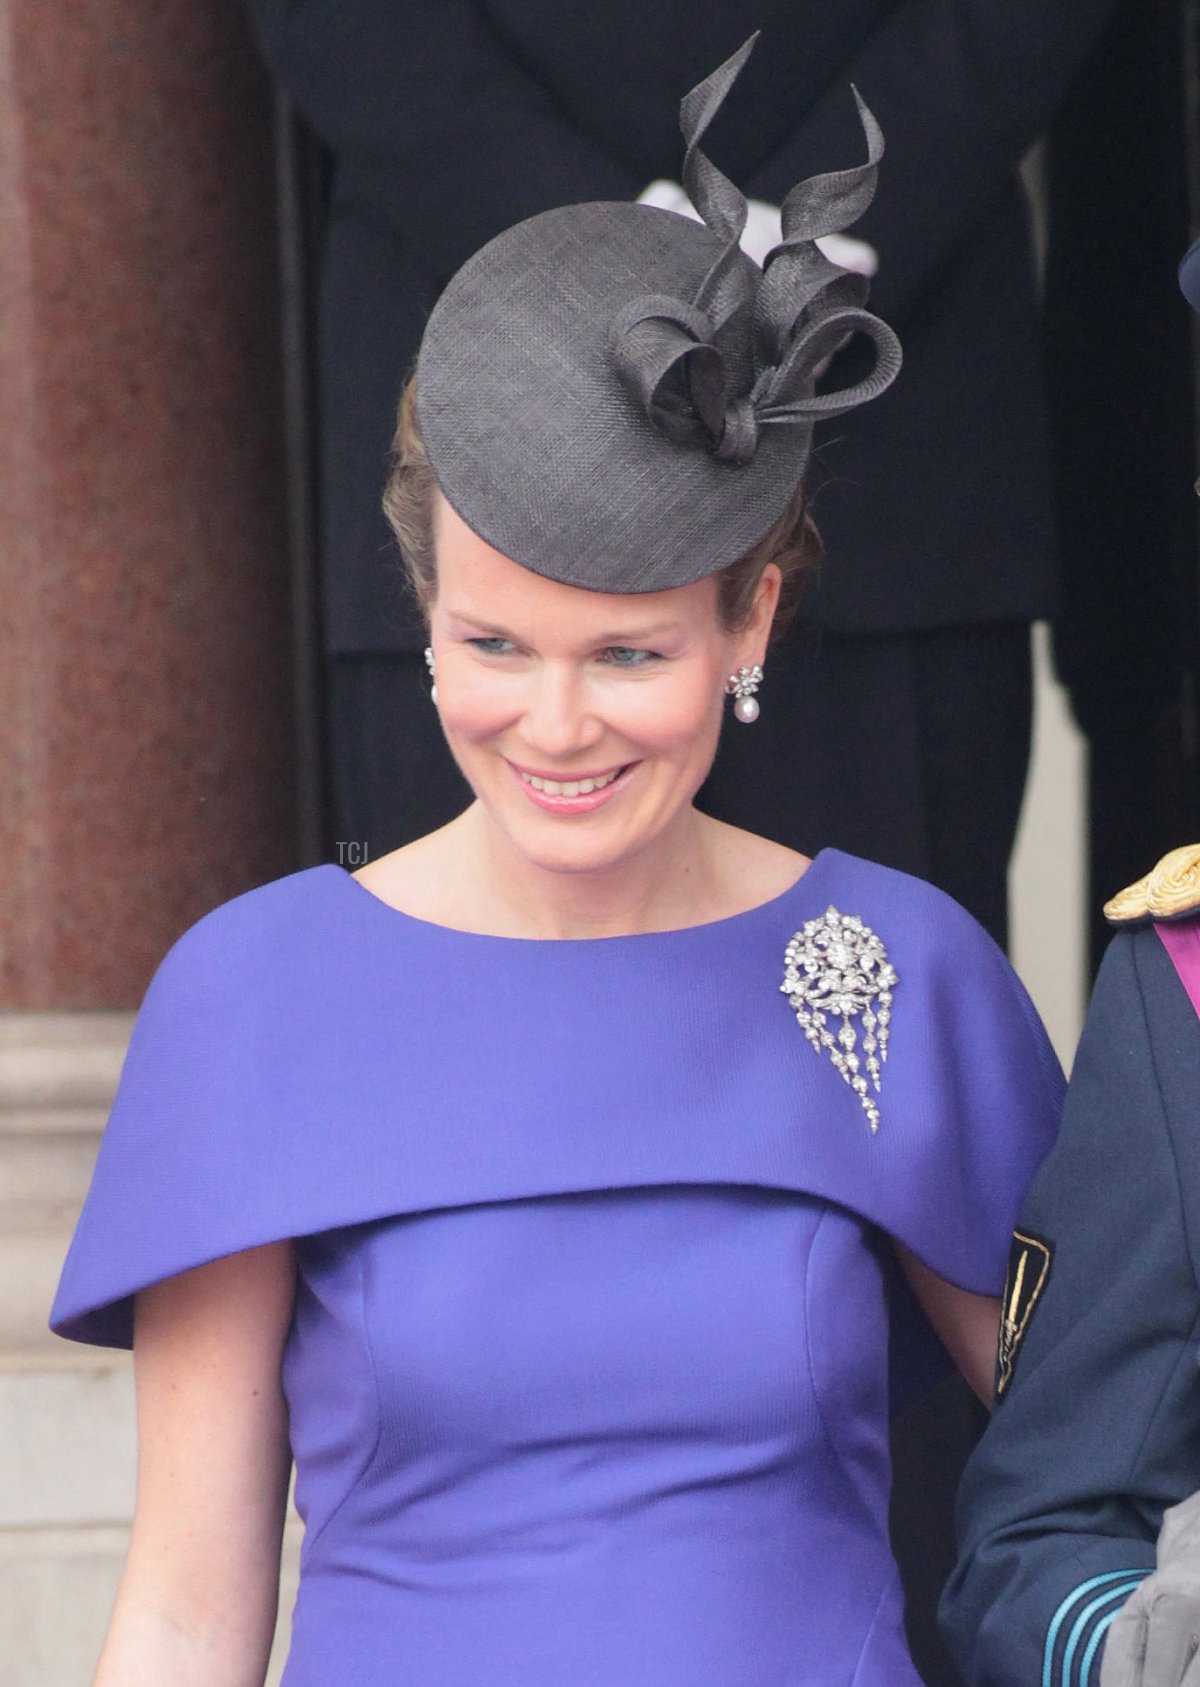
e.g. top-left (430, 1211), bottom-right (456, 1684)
top-left (423, 646), bottom-right (438, 707)
top-left (725, 664), bottom-right (763, 723)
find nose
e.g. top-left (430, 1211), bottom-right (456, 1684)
top-left (520, 661), bottom-right (604, 761)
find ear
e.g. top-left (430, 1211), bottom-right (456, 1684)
top-left (736, 563), bottom-right (782, 666)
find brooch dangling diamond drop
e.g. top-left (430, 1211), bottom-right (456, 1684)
top-left (780, 907), bottom-right (898, 1133)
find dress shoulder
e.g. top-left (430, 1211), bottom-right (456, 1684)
top-left (806, 854), bottom-right (1065, 1276)
top-left (50, 852), bottom-right (1063, 1351)
top-left (51, 866), bottom-right (364, 1347)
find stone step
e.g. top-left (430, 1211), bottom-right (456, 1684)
top-left (0, 1355), bottom-right (301, 1685)
top-left (0, 1014), bottom-right (132, 1114)
top-left (0, 1519), bottom-right (301, 1687)
top-left (1, 1105), bottom-right (111, 1138)
top-left (0, 1015), bottom-right (301, 1683)
top-left (0, 1012), bottom-right (130, 1360)
top-left (1, 1130), bottom-right (100, 1220)
top-left (0, 1524), bottom-right (125, 1687)
top-left (0, 1226), bottom-right (83, 1356)
top-left (0, 1356), bottom-right (135, 1530)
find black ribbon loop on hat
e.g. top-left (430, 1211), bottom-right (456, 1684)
top-left (610, 38), bottom-right (901, 469)
top-left (757, 307), bottom-right (903, 421)
top-left (609, 295), bottom-right (729, 448)
top-left (609, 295), bottom-right (771, 464)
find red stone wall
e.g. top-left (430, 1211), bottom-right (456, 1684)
top-left (0, 1), bottom-right (297, 1007)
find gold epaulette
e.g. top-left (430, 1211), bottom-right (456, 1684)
top-left (1103, 843), bottom-right (1200, 925)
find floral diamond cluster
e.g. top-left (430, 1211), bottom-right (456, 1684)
top-left (780, 906), bottom-right (898, 1133)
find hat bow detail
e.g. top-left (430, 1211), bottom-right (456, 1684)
top-left (609, 36), bottom-right (902, 469)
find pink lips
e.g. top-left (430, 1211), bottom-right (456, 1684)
top-left (508, 760), bottom-right (635, 816)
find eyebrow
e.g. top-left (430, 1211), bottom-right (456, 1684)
top-left (447, 612), bottom-right (684, 643)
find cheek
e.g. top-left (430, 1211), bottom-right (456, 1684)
top-left (621, 669), bottom-right (726, 760)
top-left (436, 670), bottom-right (519, 744)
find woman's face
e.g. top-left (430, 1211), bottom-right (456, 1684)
top-left (427, 493), bottom-right (779, 879)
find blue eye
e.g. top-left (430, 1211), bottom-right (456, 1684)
top-left (467, 637), bottom-right (515, 655)
top-left (602, 647), bottom-right (661, 667)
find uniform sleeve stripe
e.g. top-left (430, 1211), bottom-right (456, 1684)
top-left (1043, 1572), bottom-right (1149, 1687)
top-left (1062, 1581), bottom-right (1145, 1687)
top-left (1079, 1605), bottom-right (1130, 1687)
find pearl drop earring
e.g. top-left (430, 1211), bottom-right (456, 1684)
top-left (725, 664), bottom-right (763, 723)
top-left (424, 646), bottom-right (438, 706)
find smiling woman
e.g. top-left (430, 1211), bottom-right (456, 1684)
top-left (373, 317), bottom-right (821, 925)
top-left (51, 36), bottom-right (1063, 1687)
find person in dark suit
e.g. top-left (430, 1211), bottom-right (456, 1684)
top-left (244, 0), bottom-right (1118, 952)
top-left (1041, 0), bottom-right (1198, 973)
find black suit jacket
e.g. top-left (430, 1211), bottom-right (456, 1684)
top-left (246, 0), bottom-right (1118, 656)
top-left (940, 926), bottom-right (1200, 1686)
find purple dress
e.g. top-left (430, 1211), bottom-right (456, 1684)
top-left (51, 849), bottom-right (1062, 1685)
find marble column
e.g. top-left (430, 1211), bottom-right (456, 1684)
top-left (0, 0), bottom-right (298, 1011)
top-left (0, 2), bottom-right (300, 1678)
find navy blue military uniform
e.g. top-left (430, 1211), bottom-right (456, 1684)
top-left (940, 912), bottom-right (1200, 1685)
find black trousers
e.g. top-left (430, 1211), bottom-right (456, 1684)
top-left (326, 620), bottom-right (1034, 1687)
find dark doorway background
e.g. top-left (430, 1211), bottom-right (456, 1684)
top-left (277, 3), bottom-right (1200, 970)
top-left (1048, 0), bottom-right (1200, 973)
top-left (267, 4), bottom-right (1200, 1680)
top-left (272, 102), bottom-right (332, 871)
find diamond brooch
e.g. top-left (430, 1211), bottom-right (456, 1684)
top-left (780, 906), bottom-right (898, 1133)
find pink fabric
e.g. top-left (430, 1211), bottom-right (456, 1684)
top-left (1154, 919), bottom-right (1200, 1020)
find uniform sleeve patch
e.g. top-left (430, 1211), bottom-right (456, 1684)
top-left (996, 1228), bottom-right (1054, 1398)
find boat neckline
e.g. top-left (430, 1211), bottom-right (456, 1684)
top-left (322, 847), bottom-right (839, 946)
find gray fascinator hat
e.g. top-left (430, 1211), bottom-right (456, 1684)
top-left (415, 34), bottom-right (902, 594)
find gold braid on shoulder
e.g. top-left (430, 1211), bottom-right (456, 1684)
top-left (1103, 844), bottom-right (1200, 926)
